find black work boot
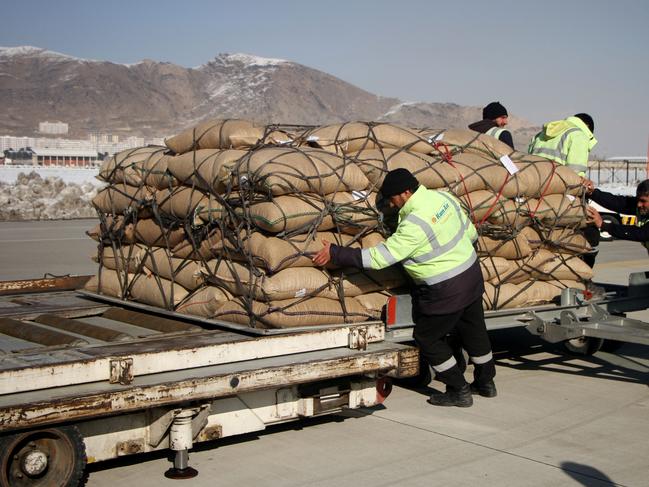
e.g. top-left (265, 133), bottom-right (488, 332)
top-left (470, 380), bottom-right (497, 398)
top-left (427, 384), bottom-right (473, 407)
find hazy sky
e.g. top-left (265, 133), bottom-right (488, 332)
top-left (2, 0), bottom-right (648, 157)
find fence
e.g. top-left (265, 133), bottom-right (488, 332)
top-left (587, 160), bottom-right (648, 186)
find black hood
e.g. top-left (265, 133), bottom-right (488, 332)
top-left (468, 119), bottom-right (498, 133)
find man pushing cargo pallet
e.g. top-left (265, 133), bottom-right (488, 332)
top-left (313, 168), bottom-right (497, 408)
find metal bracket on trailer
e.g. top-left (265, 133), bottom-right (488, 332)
top-left (526, 303), bottom-right (649, 346)
top-left (348, 326), bottom-right (368, 350)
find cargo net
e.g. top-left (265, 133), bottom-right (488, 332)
top-left (86, 119), bottom-right (593, 329)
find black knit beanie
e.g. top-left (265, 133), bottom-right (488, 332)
top-left (574, 113), bottom-right (594, 133)
top-left (483, 102), bottom-right (508, 120)
top-left (380, 168), bottom-right (419, 198)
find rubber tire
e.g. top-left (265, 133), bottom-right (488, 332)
top-left (563, 336), bottom-right (604, 355)
top-left (0, 425), bottom-right (87, 487)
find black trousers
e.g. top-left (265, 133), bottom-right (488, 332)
top-left (412, 298), bottom-right (496, 389)
top-left (581, 223), bottom-right (600, 268)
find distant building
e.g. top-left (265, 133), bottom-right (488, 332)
top-left (31, 148), bottom-right (99, 167)
top-left (39, 121), bottom-right (69, 135)
top-left (0, 134), bottom-right (164, 157)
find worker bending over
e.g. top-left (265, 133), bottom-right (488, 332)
top-left (312, 169), bottom-right (496, 408)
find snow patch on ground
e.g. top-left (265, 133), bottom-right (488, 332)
top-left (0, 170), bottom-right (101, 221)
top-left (0, 166), bottom-right (102, 185)
top-left (381, 102), bottom-right (417, 118)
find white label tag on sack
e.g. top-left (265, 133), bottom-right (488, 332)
top-left (566, 194), bottom-right (576, 202)
top-left (307, 135), bottom-right (320, 142)
top-left (499, 155), bottom-right (519, 175)
top-left (351, 190), bottom-right (368, 201)
top-left (294, 288), bottom-right (307, 298)
top-left (428, 133), bottom-right (444, 143)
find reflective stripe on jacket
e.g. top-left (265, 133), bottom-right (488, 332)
top-left (361, 186), bottom-right (477, 285)
top-left (528, 116), bottom-right (597, 176)
top-left (485, 127), bottom-right (505, 140)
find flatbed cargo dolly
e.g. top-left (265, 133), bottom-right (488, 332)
top-left (0, 276), bottom-right (418, 486)
top-left (384, 271), bottom-right (649, 383)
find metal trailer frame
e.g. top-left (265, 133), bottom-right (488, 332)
top-left (0, 277), bottom-right (418, 485)
top-left (384, 271), bottom-right (649, 350)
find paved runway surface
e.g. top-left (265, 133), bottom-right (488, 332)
top-left (0, 220), bottom-right (647, 486)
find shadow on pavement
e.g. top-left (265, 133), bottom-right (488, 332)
top-left (490, 327), bottom-right (649, 385)
top-left (560, 461), bottom-right (617, 486)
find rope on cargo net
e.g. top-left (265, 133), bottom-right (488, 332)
top-left (90, 120), bottom-right (591, 321)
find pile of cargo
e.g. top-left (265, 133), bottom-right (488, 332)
top-left (86, 119), bottom-right (593, 328)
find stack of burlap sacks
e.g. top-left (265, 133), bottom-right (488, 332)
top-left (86, 119), bottom-right (593, 329)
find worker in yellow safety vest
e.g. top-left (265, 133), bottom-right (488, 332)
top-left (528, 113), bottom-right (597, 176)
top-left (312, 169), bottom-right (497, 408)
top-left (468, 101), bottom-right (515, 150)
top-left (529, 113), bottom-right (600, 267)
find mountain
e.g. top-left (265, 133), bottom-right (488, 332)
top-left (0, 46), bottom-right (538, 146)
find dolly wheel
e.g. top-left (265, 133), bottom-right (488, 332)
top-left (0, 426), bottom-right (87, 487)
top-left (563, 337), bottom-right (604, 356)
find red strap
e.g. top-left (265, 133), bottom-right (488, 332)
top-left (434, 141), bottom-right (477, 223)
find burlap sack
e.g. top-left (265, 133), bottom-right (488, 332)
top-left (175, 286), bottom-right (233, 317)
top-left (205, 261), bottom-right (335, 301)
top-left (504, 249), bottom-right (594, 284)
top-left (352, 149), bottom-right (460, 190)
top-left (165, 119), bottom-right (266, 154)
top-left (528, 251), bottom-right (594, 281)
top-left (334, 267), bottom-right (406, 296)
top-left (155, 187), bottom-right (224, 223)
top-left (439, 152), bottom-right (521, 197)
top-left (526, 194), bottom-right (586, 226)
top-left (541, 228), bottom-right (591, 254)
top-left (478, 234), bottom-right (532, 259)
top-left (360, 232), bottom-right (386, 248)
top-left (419, 128), bottom-right (514, 159)
top-left (143, 154), bottom-right (179, 190)
top-left (245, 192), bottom-right (378, 234)
top-left (508, 159), bottom-right (582, 197)
top-left (483, 282), bottom-right (529, 310)
top-left (134, 218), bottom-right (186, 248)
top-left (144, 248), bottom-right (207, 290)
top-left (96, 244), bottom-right (146, 273)
top-left (84, 269), bottom-right (134, 298)
top-left (237, 231), bottom-right (358, 273)
top-left (92, 184), bottom-right (153, 215)
top-left (479, 256), bottom-right (513, 282)
top-left (354, 291), bottom-right (393, 319)
top-left (301, 122), bottom-right (435, 155)
top-left (459, 190), bottom-right (525, 227)
top-left (130, 273), bottom-right (189, 309)
top-left (88, 216), bottom-right (136, 244)
top-left (524, 280), bottom-right (585, 305)
top-left (171, 228), bottom-right (229, 260)
top-left (519, 226), bottom-right (542, 249)
top-left (223, 147), bottom-right (370, 196)
top-left (215, 296), bottom-right (372, 328)
top-left (166, 149), bottom-right (248, 192)
top-left (98, 146), bottom-right (168, 186)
